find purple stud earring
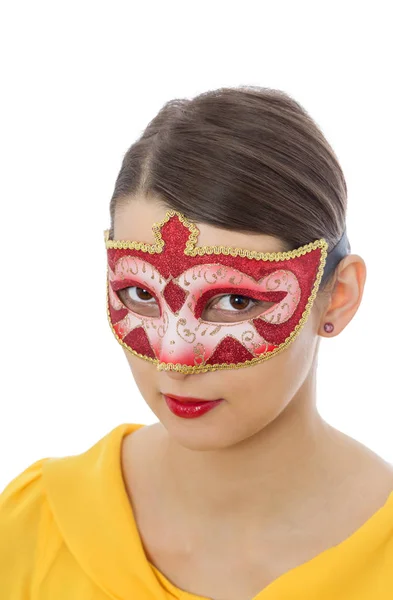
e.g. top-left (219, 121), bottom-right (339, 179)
top-left (324, 322), bottom-right (334, 333)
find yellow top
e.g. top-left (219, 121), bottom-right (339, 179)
top-left (1, 422), bottom-right (393, 599)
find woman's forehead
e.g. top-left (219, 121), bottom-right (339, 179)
top-left (113, 196), bottom-right (287, 255)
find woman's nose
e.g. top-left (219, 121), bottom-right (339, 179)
top-left (161, 369), bottom-right (189, 381)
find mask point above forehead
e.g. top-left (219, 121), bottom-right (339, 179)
top-left (104, 210), bottom-right (328, 277)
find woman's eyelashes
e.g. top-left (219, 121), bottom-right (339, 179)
top-left (117, 286), bottom-right (276, 322)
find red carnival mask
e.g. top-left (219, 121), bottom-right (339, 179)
top-left (104, 210), bottom-right (328, 373)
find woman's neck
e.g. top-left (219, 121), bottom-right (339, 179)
top-left (153, 396), bottom-right (344, 533)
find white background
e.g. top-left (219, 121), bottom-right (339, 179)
top-left (1, 1), bottom-right (392, 490)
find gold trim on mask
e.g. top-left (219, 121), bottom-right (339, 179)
top-left (104, 210), bottom-right (328, 373)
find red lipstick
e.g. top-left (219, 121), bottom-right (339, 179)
top-left (163, 393), bottom-right (224, 418)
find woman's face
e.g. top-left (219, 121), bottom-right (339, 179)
top-left (113, 196), bottom-right (328, 450)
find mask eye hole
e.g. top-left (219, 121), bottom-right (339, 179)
top-left (201, 293), bottom-right (277, 323)
top-left (194, 287), bottom-right (288, 323)
top-left (117, 286), bottom-right (161, 318)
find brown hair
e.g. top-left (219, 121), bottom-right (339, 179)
top-left (108, 85), bottom-right (348, 291)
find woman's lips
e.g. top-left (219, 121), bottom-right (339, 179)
top-left (163, 394), bottom-right (224, 418)
top-left (162, 393), bottom-right (222, 403)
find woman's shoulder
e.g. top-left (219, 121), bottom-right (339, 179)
top-left (0, 457), bottom-right (51, 596)
top-left (0, 424), bottom-right (147, 598)
top-left (0, 456), bottom-right (48, 526)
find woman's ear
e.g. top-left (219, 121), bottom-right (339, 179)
top-left (318, 254), bottom-right (367, 338)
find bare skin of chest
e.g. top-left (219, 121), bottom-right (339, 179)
top-left (121, 426), bottom-right (393, 600)
top-left (132, 501), bottom-right (388, 600)
top-left (143, 531), bottom-right (332, 600)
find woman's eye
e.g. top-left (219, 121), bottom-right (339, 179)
top-left (117, 286), bottom-right (160, 316)
top-left (213, 294), bottom-right (262, 311)
top-left (214, 295), bottom-right (252, 311)
top-left (202, 294), bottom-right (276, 322)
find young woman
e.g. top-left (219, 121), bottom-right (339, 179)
top-left (2, 86), bottom-right (393, 599)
